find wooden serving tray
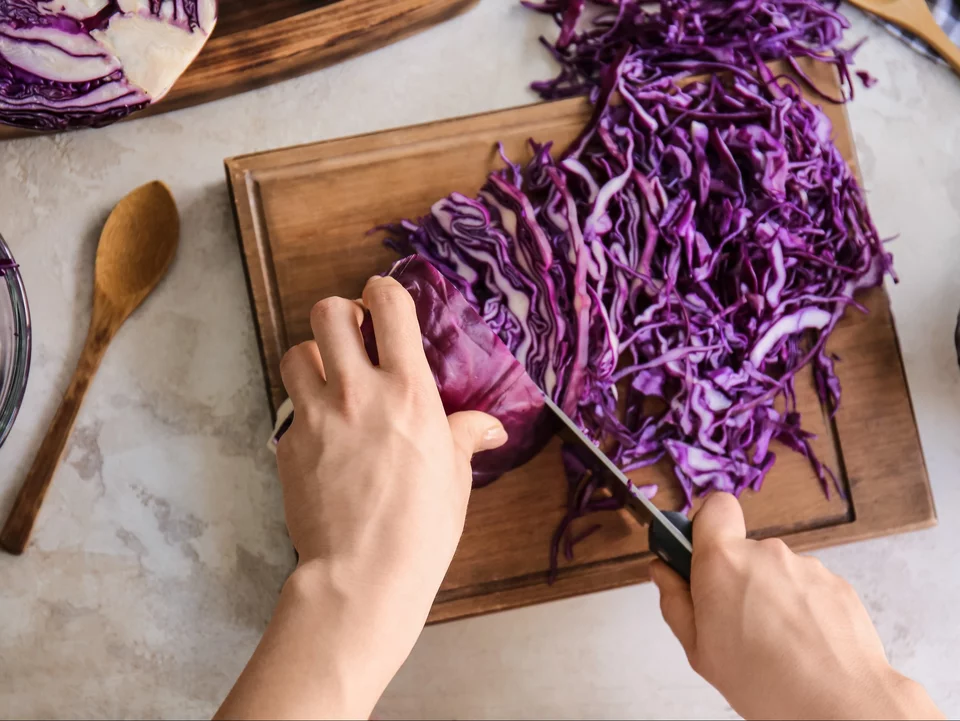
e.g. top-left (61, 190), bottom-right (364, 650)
top-left (225, 64), bottom-right (935, 623)
top-left (0, 0), bottom-right (477, 139)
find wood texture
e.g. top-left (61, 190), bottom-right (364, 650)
top-left (0, 0), bottom-right (478, 140)
top-left (846, 0), bottom-right (960, 75)
top-left (0, 182), bottom-right (180, 555)
top-left (225, 64), bottom-right (935, 624)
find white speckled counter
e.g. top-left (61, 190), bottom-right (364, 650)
top-left (0, 3), bottom-right (958, 719)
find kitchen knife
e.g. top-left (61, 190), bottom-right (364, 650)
top-left (268, 384), bottom-right (695, 579)
top-left (541, 394), bottom-right (695, 582)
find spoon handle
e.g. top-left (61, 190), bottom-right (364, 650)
top-left (1, 307), bottom-right (117, 555)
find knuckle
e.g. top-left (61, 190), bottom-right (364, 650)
top-left (394, 372), bottom-right (433, 402)
top-left (297, 403), bottom-right (324, 429)
top-left (698, 543), bottom-right (737, 573)
top-left (310, 297), bottom-right (349, 325)
top-left (369, 278), bottom-right (414, 308)
top-left (330, 378), bottom-right (365, 416)
top-left (283, 394), bottom-right (324, 430)
top-left (758, 537), bottom-right (791, 560)
top-left (279, 344), bottom-right (301, 374)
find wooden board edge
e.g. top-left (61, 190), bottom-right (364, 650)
top-left (225, 160), bottom-right (287, 422)
top-left (828, 296), bottom-right (936, 538)
top-left (887, 302), bottom-right (938, 522)
top-left (854, 290), bottom-right (937, 528)
top-left (225, 97), bottom-right (590, 175)
top-left (0, 0), bottom-right (481, 140)
top-left (224, 60), bottom-right (836, 174)
top-left (427, 512), bottom-right (938, 624)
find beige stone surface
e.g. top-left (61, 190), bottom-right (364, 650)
top-left (0, 3), bottom-right (958, 718)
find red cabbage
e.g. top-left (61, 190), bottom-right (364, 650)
top-left (0, 0), bottom-right (217, 131)
top-left (361, 255), bottom-right (554, 487)
top-left (382, 1), bottom-right (892, 570)
top-left (521, 0), bottom-right (861, 102)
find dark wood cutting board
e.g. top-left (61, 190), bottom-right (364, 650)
top-left (225, 61), bottom-right (936, 624)
top-left (0, 0), bottom-right (478, 139)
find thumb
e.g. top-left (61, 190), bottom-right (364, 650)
top-left (692, 492), bottom-right (746, 550)
top-left (447, 411), bottom-right (508, 457)
top-left (650, 560), bottom-right (697, 660)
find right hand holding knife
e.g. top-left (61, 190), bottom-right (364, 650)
top-left (651, 494), bottom-right (944, 721)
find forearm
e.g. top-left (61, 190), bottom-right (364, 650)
top-left (215, 563), bottom-right (408, 721)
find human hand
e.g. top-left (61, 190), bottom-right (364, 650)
top-left (218, 277), bottom-right (508, 721)
top-left (275, 277), bottom-right (507, 683)
top-left (651, 494), bottom-right (942, 720)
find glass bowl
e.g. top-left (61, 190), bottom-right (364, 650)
top-left (0, 234), bottom-right (30, 448)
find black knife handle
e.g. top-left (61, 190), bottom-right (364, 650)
top-left (648, 511), bottom-right (694, 582)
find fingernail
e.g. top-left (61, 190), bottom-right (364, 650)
top-left (482, 422), bottom-right (508, 447)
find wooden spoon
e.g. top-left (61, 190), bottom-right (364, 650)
top-left (0, 181), bottom-right (179, 555)
top-left (846, 0), bottom-right (960, 76)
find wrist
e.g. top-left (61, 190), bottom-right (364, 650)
top-left (278, 564), bottom-right (395, 719)
top-left (876, 667), bottom-right (944, 721)
top-left (824, 663), bottom-right (943, 721)
top-left (285, 559), bottom-right (428, 676)
top-left (216, 561), bottom-right (413, 721)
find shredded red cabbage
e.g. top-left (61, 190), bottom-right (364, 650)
top-left (384, 0), bottom-right (893, 576)
top-left (521, 0), bottom-right (862, 102)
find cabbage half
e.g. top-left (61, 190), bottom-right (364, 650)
top-left (0, 0), bottom-right (217, 131)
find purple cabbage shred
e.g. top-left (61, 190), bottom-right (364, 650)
top-left (384, 0), bottom-right (893, 577)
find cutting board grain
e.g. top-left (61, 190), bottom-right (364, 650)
top-left (226, 62), bottom-right (935, 624)
top-left (0, 0), bottom-right (478, 139)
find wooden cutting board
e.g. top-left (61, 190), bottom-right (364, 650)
top-left (225, 61), bottom-right (936, 624)
top-left (0, 0), bottom-right (477, 139)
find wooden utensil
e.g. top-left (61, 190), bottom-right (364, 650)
top-left (846, 0), bottom-right (960, 76)
top-left (0, 181), bottom-right (179, 555)
top-left (0, 0), bottom-right (480, 141)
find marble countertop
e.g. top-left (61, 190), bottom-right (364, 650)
top-left (1, 3), bottom-right (959, 719)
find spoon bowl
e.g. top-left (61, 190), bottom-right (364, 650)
top-left (95, 180), bottom-right (179, 311)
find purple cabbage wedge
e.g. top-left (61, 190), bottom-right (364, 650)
top-left (383, 1), bottom-right (893, 573)
top-left (361, 255), bottom-right (555, 487)
top-left (0, 0), bottom-right (217, 131)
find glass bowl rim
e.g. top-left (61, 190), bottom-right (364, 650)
top-left (0, 233), bottom-right (31, 449)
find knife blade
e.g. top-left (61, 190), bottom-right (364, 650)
top-left (541, 394), bottom-right (695, 582)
